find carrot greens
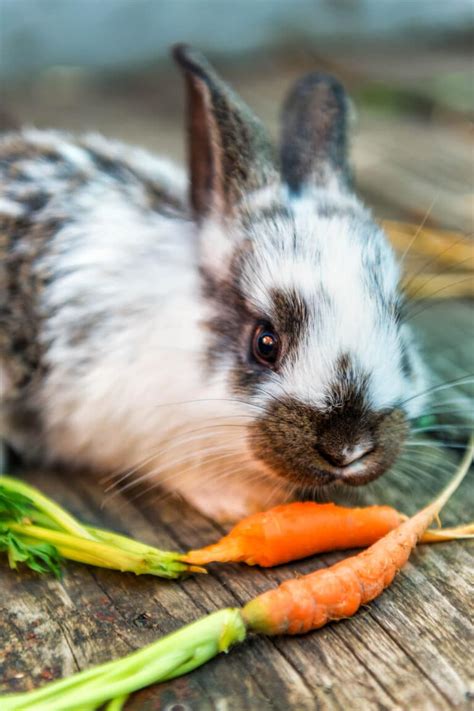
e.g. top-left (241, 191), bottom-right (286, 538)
top-left (2, 609), bottom-right (246, 711)
top-left (0, 475), bottom-right (201, 579)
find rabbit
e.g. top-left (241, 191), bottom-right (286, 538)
top-left (0, 45), bottom-right (427, 521)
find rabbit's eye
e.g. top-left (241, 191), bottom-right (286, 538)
top-left (251, 323), bottom-right (280, 367)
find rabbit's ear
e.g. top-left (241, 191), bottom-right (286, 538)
top-left (280, 73), bottom-right (352, 195)
top-left (173, 44), bottom-right (276, 220)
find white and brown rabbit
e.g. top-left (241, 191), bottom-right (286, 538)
top-left (0, 45), bottom-right (426, 520)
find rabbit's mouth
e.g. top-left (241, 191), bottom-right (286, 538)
top-left (248, 398), bottom-right (408, 489)
top-left (252, 454), bottom-right (394, 489)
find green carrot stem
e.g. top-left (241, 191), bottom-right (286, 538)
top-left (2, 609), bottom-right (246, 711)
top-left (0, 476), bottom-right (94, 540)
top-left (24, 510), bottom-right (65, 531)
top-left (52, 544), bottom-right (140, 570)
top-left (7, 522), bottom-right (196, 577)
top-left (1, 476), bottom-right (203, 577)
top-left (84, 527), bottom-right (205, 572)
top-left (29, 513), bottom-right (171, 558)
top-left (2, 476), bottom-right (198, 566)
top-left (54, 544), bottom-right (201, 577)
top-left (47, 649), bottom-right (190, 711)
top-left (104, 695), bottom-right (129, 711)
top-left (84, 525), bottom-right (187, 561)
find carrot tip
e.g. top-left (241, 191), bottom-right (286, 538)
top-left (183, 538), bottom-right (244, 566)
top-left (189, 565), bottom-right (208, 574)
top-left (420, 522), bottom-right (474, 543)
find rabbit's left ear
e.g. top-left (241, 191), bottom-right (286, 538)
top-left (280, 72), bottom-right (352, 195)
top-left (173, 44), bottom-right (276, 220)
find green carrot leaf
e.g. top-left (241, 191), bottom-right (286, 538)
top-left (0, 486), bottom-right (34, 522)
top-left (0, 478), bottom-right (199, 580)
top-left (0, 528), bottom-right (63, 578)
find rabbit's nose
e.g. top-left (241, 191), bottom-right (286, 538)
top-left (316, 442), bottom-right (374, 468)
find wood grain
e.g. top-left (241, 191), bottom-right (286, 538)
top-left (1, 388), bottom-right (473, 711)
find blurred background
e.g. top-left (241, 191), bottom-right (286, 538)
top-left (1, 0), bottom-right (473, 232)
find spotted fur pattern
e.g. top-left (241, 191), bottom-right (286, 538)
top-left (200, 186), bottom-right (425, 487)
top-left (0, 49), bottom-right (427, 520)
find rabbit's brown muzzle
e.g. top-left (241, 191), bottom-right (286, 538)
top-left (249, 397), bottom-right (408, 488)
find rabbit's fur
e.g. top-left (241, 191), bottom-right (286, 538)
top-left (0, 46), bottom-right (426, 520)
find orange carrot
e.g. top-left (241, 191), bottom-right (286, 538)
top-left (242, 438), bottom-right (473, 635)
top-left (418, 523), bottom-right (474, 542)
top-left (184, 502), bottom-right (473, 568)
top-left (185, 502), bottom-right (403, 567)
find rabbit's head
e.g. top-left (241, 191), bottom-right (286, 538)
top-left (174, 45), bottom-right (426, 490)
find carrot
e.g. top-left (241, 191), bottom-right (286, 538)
top-left (185, 503), bottom-right (404, 566)
top-left (184, 502), bottom-right (474, 568)
top-left (418, 522), bottom-right (474, 542)
top-left (242, 437), bottom-right (474, 635)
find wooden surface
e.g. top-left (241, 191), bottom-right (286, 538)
top-left (1, 47), bottom-right (474, 710)
top-left (1, 433), bottom-right (473, 711)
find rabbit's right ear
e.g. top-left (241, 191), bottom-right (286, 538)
top-left (173, 44), bottom-right (276, 220)
top-left (280, 72), bottom-right (352, 195)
